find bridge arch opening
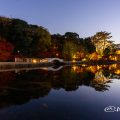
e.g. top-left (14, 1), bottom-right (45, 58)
top-left (48, 58), bottom-right (64, 63)
top-left (52, 60), bottom-right (61, 65)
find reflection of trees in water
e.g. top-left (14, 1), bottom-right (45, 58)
top-left (0, 70), bottom-right (52, 108)
top-left (0, 71), bottom-right (15, 88)
top-left (0, 65), bottom-right (120, 108)
top-left (102, 64), bottom-right (120, 79)
top-left (71, 66), bottom-right (111, 92)
top-left (92, 70), bottom-right (111, 92)
top-left (109, 64), bottom-right (120, 79)
top-left (93, 69), bottom-right (111, 91)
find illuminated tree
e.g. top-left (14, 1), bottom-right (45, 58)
top-left (92, 31), bottom-right (113, 57)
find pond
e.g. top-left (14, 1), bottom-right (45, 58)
top-left (0, 64), bottom-right (120, 120)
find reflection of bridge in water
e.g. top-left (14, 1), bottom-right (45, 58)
top-left (0, 63), bottom-right (120, 73)
top-left (41, 66), bottom-right (63, 71)
top-left (0, 66), bottom-right (64, 73)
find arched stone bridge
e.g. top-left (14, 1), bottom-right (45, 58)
top-left (15, 57), bottom-right (64, 63)
top-left (46, 58), bottom-right (64, 63)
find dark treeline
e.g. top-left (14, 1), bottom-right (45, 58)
top-left (0, 16), bottom-right (118, 61)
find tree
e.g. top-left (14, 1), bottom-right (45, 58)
top-left (50, 34), bottom-right (64, 57)
top-left (0, 17), bottom-right (32, 56)
top-left (0, 38), bottom-right (14, 61)
top-left (51, 34), bottom-right (64, 51)
top-left (103, 47), bottom-right (111, 56)
top-left (62, 41), bottom-right (78, 60)
top-left (92, 31), bottom-right (113, 57)
top-left (0, 16), bottom-right (51, 57)
top-left (30, 25), bottom-right (51, 57)
top-left (64, 32), bottom-right (79, 39)
top-left (103, 44), bottom-right (117, 60)
top-left (83, 37), bottom-right (96, 54)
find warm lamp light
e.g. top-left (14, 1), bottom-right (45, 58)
top-left (33, 59), bottom-right (37, 63)
top-left (56, 53), bottom-right (59, 56)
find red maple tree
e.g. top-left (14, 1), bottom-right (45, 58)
top-left (0, 38), bottom-right (14, 61)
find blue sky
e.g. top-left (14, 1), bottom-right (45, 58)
top-left (0, 0), bottom-right (120, 43)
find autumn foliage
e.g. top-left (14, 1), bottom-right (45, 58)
top-left (0, 40), bottom-right (14, 61)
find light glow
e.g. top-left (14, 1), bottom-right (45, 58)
top-left (33, 59), bottom-right (37, 63)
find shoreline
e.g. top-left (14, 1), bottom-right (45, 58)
top-left (0, 60), bottom-right (119, 70)
top-left (0, 62), bottom-right (53, 69)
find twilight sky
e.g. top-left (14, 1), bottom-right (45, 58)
top-left (0, 0), bottom-right (120, 43)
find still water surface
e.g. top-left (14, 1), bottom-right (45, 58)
top-left (0, 64), bottom-right (120, 120)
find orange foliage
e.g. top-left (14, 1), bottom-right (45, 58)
top-left (90, 52), bottom-right (99, 60)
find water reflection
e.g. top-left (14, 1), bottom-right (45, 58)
top-left (0, 64), bottom-right (120, 109)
